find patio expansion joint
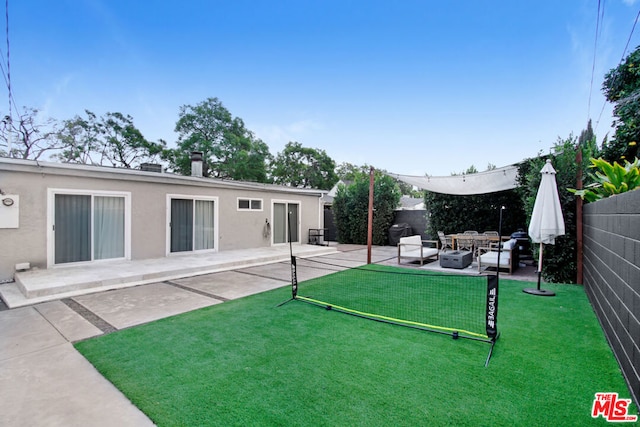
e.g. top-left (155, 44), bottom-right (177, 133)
top-left (233, 266), bottom-right (293, 283)
top-left (163, 280), bottom-right (230, 302)
top-left (61, 298), bottom-right (117, 335)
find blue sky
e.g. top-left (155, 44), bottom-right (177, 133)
top-left (5, 0), bottom-right (640, 176)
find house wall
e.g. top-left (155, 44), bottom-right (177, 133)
top-left (583, 189), bottom-right (640, 406)
top-left (0, 159), bottom-right (323, 281)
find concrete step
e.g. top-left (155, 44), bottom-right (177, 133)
top-left (1, 245), bottom-right (337, 308)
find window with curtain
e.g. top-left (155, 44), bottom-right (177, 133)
top-left (195, 200), bottom-right (215, 250)
top-left (170, 198), bottom-right (216, 253)
top-left (54, 193), bottom-right (126, 264)
top-left (273, 203), bottom-right (287, 244)
top-left (171, 199), bottom-right (193, 252)
top-left (94, 196), bottom-right (125, 259)
top-left (273, 202), bottom-right (299, 244)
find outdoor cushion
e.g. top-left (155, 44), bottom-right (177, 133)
top-left (502, 239), bottom-right (517, 250)
top-left (479, 251), bottom-right (511, 266)
top-left (478, 244), bottom-right (519, 274)
top-left (398, 235), bottom-right (439, 266)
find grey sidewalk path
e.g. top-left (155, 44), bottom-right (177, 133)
top-left (0, 306), bottom-right (154, 427)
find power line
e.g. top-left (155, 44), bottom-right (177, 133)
top-left (594, 6), bottom-right (640, 133)
top-left (619, 7), bottom-right (640, 62)
top-left (5, 0), bottom-right (8, 117)
top-left (4, 0), bottom-right (11, 157)
top-left (588, 0), bottom-right (604, 122)
top-left (0, 45), bottom-right (19, 118)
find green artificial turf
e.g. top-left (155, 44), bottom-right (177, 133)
top-left (75, 270), bottom-right (637, 426)
top-left (297, 265), bottom-right (490, 339)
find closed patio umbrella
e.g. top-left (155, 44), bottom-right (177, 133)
top-left (524, 159), bottom-right (565, 296)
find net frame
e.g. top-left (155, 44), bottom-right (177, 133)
top-left (288, 257), bottom-right (499, 366)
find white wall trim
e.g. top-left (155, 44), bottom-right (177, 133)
top-left (47, 188), bottom-right (132, 268)
top-left (166, 194), bottom-right (220, 256)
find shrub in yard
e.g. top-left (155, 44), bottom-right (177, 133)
top-left (333, 172), bottom-right (401, 245)
top-left (518, 136), bottom-right (598, 283)
top-left (568, 157), bottom-right (640, 202)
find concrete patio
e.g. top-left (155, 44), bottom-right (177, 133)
top-left (0, 244), bottom-right (537, 426)
top-left (0, 244), bottom-right (338, 308)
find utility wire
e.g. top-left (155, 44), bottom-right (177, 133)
top-left (588, 0), bottom-right (603, 122)
top-left (619, 7), bottom-right (640, 63)
top-left (5, 0), bottom-right (9, 119)
top-left (0, 45), bottom-right (19, 119)
top-left (594, 6), bottom-right (640, 132)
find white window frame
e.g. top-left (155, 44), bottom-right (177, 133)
top-left (166, 194), bottom-right (219, 256)
top-left (237, 197), bottom-right (263, 212)
top-left (47, 188), bottom-right (132, 268)
top-left (271, 199), bottom-right (301, 246)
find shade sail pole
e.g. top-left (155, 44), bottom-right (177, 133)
top-left (367, 167), bottom-right (374, 264)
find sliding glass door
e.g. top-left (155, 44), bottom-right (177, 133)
top-left (170, 197), bottom-right (216, 253)
top-left (273, 202), bottom-right (299, 244)
top-left (53, 193), bottom-right (126, 264)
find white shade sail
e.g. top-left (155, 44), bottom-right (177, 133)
top-left (528, 160), bottom-right (565, 244)
top-left (388, 165), bottom-right (519, 195)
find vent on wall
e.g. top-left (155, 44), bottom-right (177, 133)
top-left (140, 163), bottom-right (163, 173)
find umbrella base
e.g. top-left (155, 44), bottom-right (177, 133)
top-left (523, 288), bottom-right (556, 297)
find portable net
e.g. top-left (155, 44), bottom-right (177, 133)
top-left (290, 257), bottom-right (498, 343)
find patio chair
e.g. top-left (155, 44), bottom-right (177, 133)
top-left (456, 231), bottom-right (475, 252)
top-left (480, 231), bottom-right (501, 254)
top-left (437, 231), bottom-right (453, 252)
top-left (398, 235), bottom-right (439, 266)
top-left (472, 233), bottom-right (490, 256)
top-left (477, 238), bottom-right (519, 274)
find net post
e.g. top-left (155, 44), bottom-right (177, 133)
top-left (276, 255), bottom-right (298, 307)
top-left (486, 275), bottom-right (498, 340)
top-left (290, 255), bottom-right (298, 299)
top-left (277, 211), bottom-right (298, 307)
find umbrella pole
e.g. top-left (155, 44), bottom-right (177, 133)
top-left (523, 242), bottom-right (556, 296)
top-left (537, 243), bottom-right (543, 290)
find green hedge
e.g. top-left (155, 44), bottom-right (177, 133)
top-left (333, 173), bottom-right (401, 245)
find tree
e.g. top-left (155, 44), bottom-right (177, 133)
top-left (601, 45), bottom-right (640, 162)
top-left (54, 110), bottom-right (165, 168)
top-left (578, 119), bottom-right (595, 147)
top-left (518, 133), bottom-right (598, 283)
top-left (0, 107), bottom-right (59, 159)
top-left (333, 170), bottom-right (401, 245)
top-left (425, 190), bottom-right (524, 237)
top-left (336, 162), bottom-right (420, 196)
top-left (99, 112), bottom-right (165, 168)
top-left (165, 97), bottom-right (270, 182)
top-left (336, 162), bottom-right (371, 181)
top-left (271, 141), bottom-right (338, 189)
top-left (54, 111), bottom-right (101, 164)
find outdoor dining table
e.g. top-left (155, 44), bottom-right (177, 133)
top-left (447, 233), bottom-right (510, 251)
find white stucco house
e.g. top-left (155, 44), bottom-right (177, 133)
top-left (0, 156), bottom-right (327, 293)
